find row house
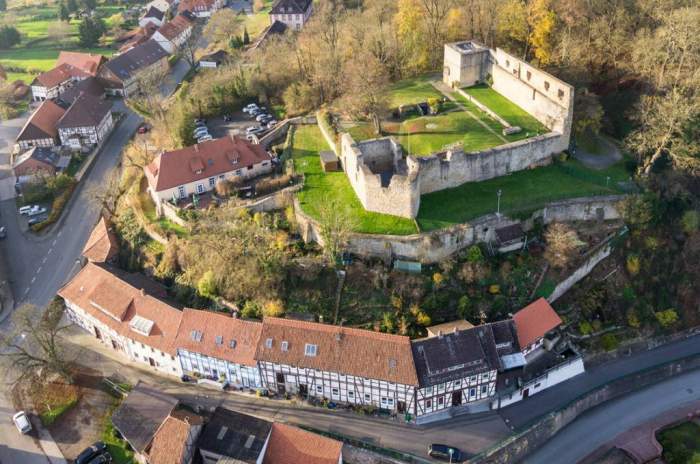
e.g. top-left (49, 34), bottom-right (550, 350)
top-left (56, 92), bottom-right (114, 150)
top-left (99, 40), bottom-right (169, 97)
top-left (152, 13), bottom-right (195, 54)
top-left (145, 0), bottom-right (176, 14)
top-left (255, 317), bottom-right (419, 415)
top-left (269, 0), bottom-right (313, 31)
top-left (15, 100), bottom-right (66, 151)
top-left (30, 63), bottom-right (90, 101)
top-left (140, 5), bottom-right (165, 28)
top-left (174, 309), bottom-right (263, 388)
top-left (58, 262), bottom-right (183, 377)
top-left (513, 297), bottom-right (563, 356)
top-left (144, 134), bottom-right (273, 207)
top-left (12, 147), bottom-right (64, 183)
top-left (55, 51), bottom-right (107, 75)
top-left (116, 23), bottom-right (158, 54)
top-left (177, 0), bottom-right (222, 18)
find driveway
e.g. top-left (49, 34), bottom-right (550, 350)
top-left (208, 111), bottom-right (255, 138)
top-left (523, 369), bottom-right (700, 464)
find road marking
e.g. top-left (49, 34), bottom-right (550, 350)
top-left (36, 266), bottom-right (42, 274)
top-left (48, 247), bottom-right (53, 254)
top-left (42, 257), bottom-right (47, 264)
top-left (31, 277), bottom-right (36, 284)
top-left (57, 231), bottom-right (62, 237)
top-left (52, 239), bottom-right (57, 246)
top-left (23, 288), bottom-right (29, 295)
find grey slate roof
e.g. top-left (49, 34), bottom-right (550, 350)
top-left (111, 382), bottom-right (178, 453)
top-left (12, 147), bottom-right (60, 169)
top-left (199, 49), bottom-right (229, 64)
top-left (58, 76), bottom-right (105, 105)
top-left (143, 5), bottom-right (165, 20)
top-left (198, 407), bottom-right (271, 463)
top-left (105, 40), bottom-right (168, 81)
top-left (411, 324), bottom-right (501, 387)
top-left (270, 0), bottom-right (311, 15)
top-left (56, 92), bottom-right (112, 129)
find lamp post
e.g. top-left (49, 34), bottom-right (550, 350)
top-left (448, 448), bottom-right (454, 464)
top-left (496, 189), bottom-right (502, 218)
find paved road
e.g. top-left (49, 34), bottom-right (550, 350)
top-left (523, 369), bottom-right (700, 464)
top-left (499, 333), bottom-right (700, 430)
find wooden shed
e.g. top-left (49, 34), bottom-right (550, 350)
top-left (319, 150), bottom-right (340, 172)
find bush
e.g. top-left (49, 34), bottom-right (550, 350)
top-left (241, 300), bottom-right (261, 319)
top-left (579, 320), bottom-right (593, 335)
top-left (681, 210), bottom-right (700, 234)
top-left (255, 175), bottom-right (293, 196)
top-left (655, 308), bottom-right (679, 328)
top-left (600, 333), bottom-right (618, 351)
top-left (30, 183), bottom-right (76, 232)
top-left (0, 26), bottom-right (20, 49)
top-left (262, 299), bottom-right (285, 317)
top-left (465, 245), bottom-right (483, 263)
top-left (626, 255), bottom-right (641, 275)
top-left (197, 270), bottom-right (217, 298)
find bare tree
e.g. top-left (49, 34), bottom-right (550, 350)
top-left (544, 222), bottom-right (585, 269)
top-left (203, 9), bottom-right (242, 46)
top-left (84, 166), bottom-right (121, 216)
top-left (343, 50), bottom-right (390, 135)
top-left (316, 200), bottom-right (356, 266)
top-left (0, 301), bottom-right (74, 384)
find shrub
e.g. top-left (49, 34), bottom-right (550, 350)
top-left (0, 26), bottom-right (20, 48)
top-left (466, 245), bottom-right (483, 263)
top-left (681, 210), bottom-right (700, 234)
top-left (600, 333), bottom-right (619, 351)
top-left (197, 270), bottom-right (217, 298)
top-left (627, 309), bottom-right (640, 329)
top-left (262, 299), bottom-right (285, 317)
top-left (30, 183), bottom-right (76, 232)
top-left (579, 320), bottom-right (593, 335)
top-left (626, 255), bottom-right (641, 275)
top-left (241, 300), bottom-right (261, 319)
top-left (415, 310), bottom-right (431, 327)
top-left (255, 175), bottom-right (293, 197)
top-left (655, 309), bottom-right (679, 328)
top-left (432, 272), bottom-right (444, 288)
top-left (488, 284), bottom-right (500, 294)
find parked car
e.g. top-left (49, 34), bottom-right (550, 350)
top-left (197, 135), bottom-right (213, 142)
top-left (249, 108), bottom-right (263, 117)
top-left (137, 123), bottom-right (150, 134)
top-left (193, 127), bottom-right (209, 137)
top-left (0, 226), bottom-right (6, 239)
top-left (194, 118), bottom-right (206, 124)
top-left (428, 444), bottom-right (464, 462)
top-left (27, 215), bottom-right (46, 226)
top-left (12, 411), bottom-right (31, 434)
top-left (266, 120), bottom-right (278, 129)
top-left (27, 206), bottom-right (47, 217)
top-left (18, 205), bottom-right (33, 215)
top-left (75, 442), bottom-right (108, 464)
top-left (246, 126), bottom-right (264, 135)
top-left (243, 103), bottom-right (259, 113)
top-left (86, 452), bottom-right (112, 464)
top-left (256, 113), bottom-right (271, 122)
top-left (194, 121), bottom-right (207, 128)
top-left (222, 114), bottom-right (233, 122)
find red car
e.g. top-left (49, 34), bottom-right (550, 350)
top-left (137, 124), bottom-right (150, 134)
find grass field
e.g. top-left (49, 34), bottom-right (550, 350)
top-left (384, 75), bottom-right (443, 108)
top-left (416, 158), bottom-right (629, 230)
top-left (292, 125), bottom-right (418, 235)
top-left (462, 84), bottom-right (547, 135)
top-left (657, 421), bottom-right (700, 464)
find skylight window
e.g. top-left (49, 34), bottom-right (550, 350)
top-left (229, 340), bottom-right (237, 349)
top-left (191, 330), bottom-right (203, 342)
top-left (215, 335), bottom-right (223, 345)
top-left (129, 315), bottom-right (154, 336)
top-left (304, 343), bottom-right (317, 357)
top-left (265, 338), bottom-right (273, 348)
top-left (281, 341), bottom-right (289, 352)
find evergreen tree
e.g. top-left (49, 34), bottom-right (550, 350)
top-left (242, 27), bottom-right (249, 45)
top-left (0, 26), bottom-right (21, 49)
top-left (59, 1), bottom-right (70, 21)
top-left (67, 0), bottom-right (78, 13)
top-left (78, 17), bottom-right (105, 47)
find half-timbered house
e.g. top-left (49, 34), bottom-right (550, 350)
top-left (255, 317), bottom-right (419, 415)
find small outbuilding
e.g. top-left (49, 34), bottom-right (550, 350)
top-left (319, 150), bottom-right (339, 172)
top-left (494, 223), bottom-right (526, 253)
top-left (198, 50), bottom-right (229, 68)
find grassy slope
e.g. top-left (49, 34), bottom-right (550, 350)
top-left (462, 84), bottom-right (547, 135)
top-left (385, 75), bottom-right (443, 108)
top-left (417, 158), bottom-right (628, 231)
top-left (293, 125), bottom-right (418, 235)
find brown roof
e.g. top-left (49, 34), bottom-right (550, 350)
top-left (178, 0), bottom-right (215, 13)
top-left (263, 423), bottom-right (342, 464)
top-left (57, 262), bottom-right (183, 354)
top-left (82, 216), bottom-right (119, 263)
top-left (56, 51), bottom-right (107, 76)
top-left (16, 100), bottom-right (66, 142)
top-left (147, 409), bottom-right (202, 464)
top-left (145, 135), bottom-right (272, 192)
top-left (157, 14), bottom-right (193, 40)
top-left (32, 63), bottom-right (90, 89)
top-left (56, 92), bottom-right (112, 129)
top-left (174, 309), bottom-right (262, 366)
top-left (256, 318), bottom-right (418, 386)
top-left (512, 298), bottom-right (562, 348)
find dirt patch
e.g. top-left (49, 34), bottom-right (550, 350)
top-left (28, 376), bottom-right (80, 425)
top-left (48, 369), bottom-right (117, 460)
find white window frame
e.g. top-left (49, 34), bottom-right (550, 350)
top-left (304, 343), bottom-right (317, 357)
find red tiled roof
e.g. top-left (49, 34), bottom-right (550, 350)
top-left (82, 216), bottom-right (119, 263)
top-left (56, 51), bottom-right (107, 76)
top-left (147, 410), bottom-right (202, 464)
top-left (57, 263), bottom-right (183, 354)
top-left (256, 317), bottom-right (419, 386)
top-left (174, 309), bottom-right (262, 366)
top-left (263, 423), bottom-right (342, 464)
top-left (16, 100), bottom-right (66, 141)
top-left (157, 14), bottom-right (193, 40)
top-left (178, 0), bottom-right (215, 13)
top-left (32, 63), bottom-right (89, 89)
top-left (512, 298), bottom-right (562, 348)
top-left (145, 135), bottom-right (272, 192)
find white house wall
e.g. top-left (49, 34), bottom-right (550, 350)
top-left (415, 370), bottom-right (496, 417)
top-left (497, 357), bottom-right (585, 408)
top-left (177, 349), bottom-right (262, 388)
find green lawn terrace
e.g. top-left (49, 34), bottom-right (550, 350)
top-left (292, 124), bottom-right (418, 236)
top-left (346, 76), bottom-right (551, 157)
top-left (0, 3), bottom-right (124, 83)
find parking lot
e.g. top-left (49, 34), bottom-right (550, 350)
top-left (202, 105), bottom-right (279, 142)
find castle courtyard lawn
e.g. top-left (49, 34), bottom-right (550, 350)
top-left (385, 75), bottom-right (444, 108)
top-left (416, 160), bottom-right (625, 231)
top-left (292, 125), bottom-right (418, 235)
top-left (462, 84), bottom-right (548, 135)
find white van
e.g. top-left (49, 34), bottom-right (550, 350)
top-left (18, 206), bottom-right (32, 216)
top-left (13, 411), bottom-right (31, 434)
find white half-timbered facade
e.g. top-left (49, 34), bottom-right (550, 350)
top-left (174, 309), bottom-right (263, 388)
top-left (255, 318), bottom-right (419, 415)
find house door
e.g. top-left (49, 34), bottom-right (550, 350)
top-left (94, 327), bottom-right (102, 340)
top-left (276, 373), bottom-right (286, 394)
top-left (397, 401), bottom-right (406, 413)
top-left (148, 357), bottom-right (156, 367)
top-left (299, 384), bottom-right (308, 398)
top-left (523, 388), bottom-right (530, 399)
top-left (111, 340), bottom-right (118, 350)
top-left (452, 391), bottom-right (462, 406)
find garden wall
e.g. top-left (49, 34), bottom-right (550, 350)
top-left (455, 88), bottom-right (511, 127)
top-left (413, 133), bottom-right (561, 195)
top-left (259, 116), bottom-right (317, 149)
top-left (295, 195), bottom-right (625, 264)
top-left (470, 353), bottom-right (700, 464)
top-left (547, 243), bottom-right (612, 303)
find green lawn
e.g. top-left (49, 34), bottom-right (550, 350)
top-left (40, 398), bottom-right (78, 426)
top-left (101, 403), bottom-right (134, 464)
top-left (240, 2), bottom-right (274, 39)
top-left (657, 421), bottom-right (700, 464)
top-left (416, 159), bottom-right (627, 231)
top-left (462, 84), bottom-right (547, 135)
top-left (385, 75), bottom-right (443, 108)
top-left (348, 109), bottom-right (505, 156)
top-left (292, 125), bottom-right (418, 235)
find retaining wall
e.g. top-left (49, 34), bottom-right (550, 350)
top-left (548, 244), bottom-right (612, 302)
top-left (295, 195), bottom-right (625, 264)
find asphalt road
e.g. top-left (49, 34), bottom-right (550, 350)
top-left (499, 333), bottom-right (700, 429)
top-left (523, 369), bottom-right (700, 464)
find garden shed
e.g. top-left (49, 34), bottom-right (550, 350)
top-left (319, 150), bottom-right (340, 172)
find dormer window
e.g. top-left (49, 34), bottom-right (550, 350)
top-left (544, 81), bottom-right (550, 91)
top-left (388, 358), bottom-right (397, 369)
top-left (229, 340), bottom-right (237, 349)
top-left (215, 335), bottom-right (223, 345)
top-left (265, 338), bottom-right (273, 348)
top-left (304, 343), bottom-right (317, 357)
top-left (281, 341), bottom-right (289, 351)
top-left (190, 330), bottom-right (203, 342)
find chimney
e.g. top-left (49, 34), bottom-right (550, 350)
top-left (437, 330), bottom-right (443, 338)
top-left (453, 326), bottom-right (458, 333)
top-left (140, 288), bottom-right (146, 296)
